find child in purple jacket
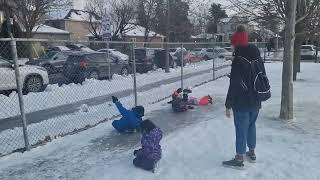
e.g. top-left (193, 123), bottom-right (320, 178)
top-left (133, 120), bottom-right (163, 173)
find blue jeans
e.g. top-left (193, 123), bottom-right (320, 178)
top-left (233, 111), bottom-right (259, 155)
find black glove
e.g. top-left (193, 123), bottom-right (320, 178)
top-left (134, 150), bottom-right (138, 156)
top-left (176, 88), bottom-right (182, 93)
top-left (112, 96), bottom-right (118, 103)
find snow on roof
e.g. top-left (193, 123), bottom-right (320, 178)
top-left (32, 24), bottom-right (70, 34)
top-left (64, 9), bottom-right (100, 22)
top-left (191, 33), bottom-right (214, 39)
top-left (86, 24), bottom-right (164, 38)
top-left (220, 18), bottom-right (231, 23)
top-left (124, 25), bottom-right (164, 38)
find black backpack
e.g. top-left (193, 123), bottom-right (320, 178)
top-left (239, 56), bottom-right (271, 102)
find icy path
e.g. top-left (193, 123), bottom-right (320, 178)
top-left (0, 95), bottom-right (226, 180)
top-left (0, 63), bottom-right (320, 180)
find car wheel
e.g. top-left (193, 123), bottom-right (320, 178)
top-left (23, 75), bottom-right (44, 94)
top-left (204, 55), bottom-right (209, 61)
top-left (88, 70), bottom-right (99, 80)
top-left (172, 61), bottom-right (178, 68)
top-left (120, 67), bottom-right (129, 76)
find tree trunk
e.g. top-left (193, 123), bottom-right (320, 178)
top-left (280, 0), bottom-right (297, 120)
top-left (293, 40), bottom-right (302, 81)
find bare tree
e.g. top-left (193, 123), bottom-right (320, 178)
top-left (109, 0), bottom-right (136, 40)
top-left (228, 0), bottom-right (303, 120)
top-left (293, 0), bottom-right (320, 80)
top-left (280, 0), bottom-right (296, 120)
top-left (85, 0), bottom-right (106, 40)
top-left (136, 0), bottom-right (163, 44)
top-left (12, 0), bottom-right (72, 38)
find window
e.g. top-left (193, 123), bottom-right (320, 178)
top-left (135, 49), bottom-right (146, 60)
top-left (207, 49), bottom-right (214, 52)
top-left (55, 52), bottom-right (67, 60)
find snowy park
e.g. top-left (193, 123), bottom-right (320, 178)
top-left (1, 0), bottom-right (320, 179)
top-left (0, 62), bottom-right (319, 180)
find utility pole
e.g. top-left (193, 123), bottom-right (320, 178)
top-left (165, 0), bottom-right (170, 73)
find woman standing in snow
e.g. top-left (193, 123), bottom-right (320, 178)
top-left (223, 25), bottom-right (264, 168)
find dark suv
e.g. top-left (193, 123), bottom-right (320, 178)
top-left (154, 49), bottom-right (177, 69)
top-left (63, 52), bottom-right (130, 83)
top-left (27, 51), bottom-right (71, 74)
top-left (132, 48), bottom-right (162, 73)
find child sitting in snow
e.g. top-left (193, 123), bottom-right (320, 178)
top-left (171, 88), bottom-right (191, 112)
top-left (133, 120), bottom-right (163, 173)
top-left (111, 96), bottom-right (145, 133)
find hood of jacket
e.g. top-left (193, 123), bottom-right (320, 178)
top-left (234, 44), bottom-right (261, 61)
top-left (132, 106), bottom-right (145, 118)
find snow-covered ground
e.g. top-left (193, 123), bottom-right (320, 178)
top-left (0, 64), bottom-right (230, 156)
top-left (0, 62), bottom-right (319, 180)
top-left (0, 59), bottom-right (230, 119)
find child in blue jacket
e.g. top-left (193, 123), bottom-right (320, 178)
top-left (111, 96), bottom-right (145, 133)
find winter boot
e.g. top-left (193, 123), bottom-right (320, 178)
top-left (222, 155), bottom-right (244, 169)
top-left (246, 150), bottom-right (256, 163)
top-left (208, 95), bottom-right (213, 104)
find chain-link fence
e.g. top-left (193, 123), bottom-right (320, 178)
top-left (0, 38), bottom-right (270, 157)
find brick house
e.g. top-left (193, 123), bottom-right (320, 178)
top-left (46, 9), bottom-right (100, 41)
top-left (87, 24), bottom-right (165, 48)
top-left (216, 16), bottom-right (255, 42)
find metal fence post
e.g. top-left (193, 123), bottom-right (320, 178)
top-left (10, 38), bottom-right (30, 151)
top-left (107, 42), bottom-right (111, 81)
top-left (212, 51), bottom-right (215, 80)
top-left (132, 44), bottom-right (138, 106)
top-left (180, 43), bottom-right (184, 89)
top-left (264, 43), bottom-right (267, 63)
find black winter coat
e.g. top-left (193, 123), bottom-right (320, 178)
top-left (225, 44), bottom-right (264, 111)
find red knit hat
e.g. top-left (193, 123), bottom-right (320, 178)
top-left (231, 31), bottom-right (249, 47)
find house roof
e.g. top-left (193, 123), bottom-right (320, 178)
top-left (64, 9), bottom-right (101, 22)
top-left (191, 33), bottom-right (214, 39)
top-left (220, 18), bottom-right (231, 23)
top-left (124, 24), bottom-right (164, 38)
top-left (86, 24), bottom-right (164, 38)
top-left (32, 24), bottom-right (70, 34)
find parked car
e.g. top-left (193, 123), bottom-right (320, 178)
top-left (174, 51), bottom-right (202, 66)
top-left (26, 51), bottom-right (72, 74)
top-left (214, 48), bottom-right (233, 60)
top-left (47, 46), bottom-right (71, 52)
top-left (153, 49), bottom-right (177, 69)
top-left (63, 52), bottom-right (130, 83)
top-left (66, 44), bottom-right (95, 52)
top-left (192, 48), bottom-right (206, 57)
top-left (224, 47), bottom-right (233, 52)
top-left (0, 57), bottom-right (49, 94)
top-left (197, 48), bottom-right (214, 60)
top-left (301, 45), bottom-right (316, 60)
top-left (97, 49), bottom-right (129, 61)
top-left (132, 48), bottom-right (161, 73)
top-left (170, 48), bottom-right (187, 57)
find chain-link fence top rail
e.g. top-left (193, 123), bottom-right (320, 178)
top-left (0, 38), bottom-right (264, 157)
